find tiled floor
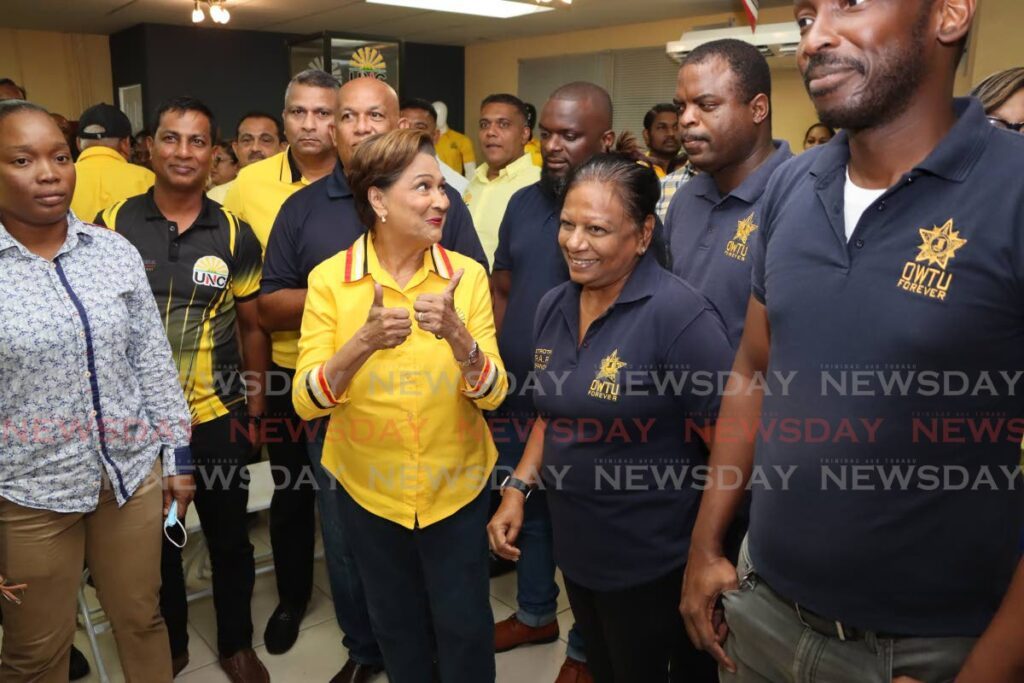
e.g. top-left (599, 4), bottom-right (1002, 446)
top-left (56, 515), bottom-right (573, 682)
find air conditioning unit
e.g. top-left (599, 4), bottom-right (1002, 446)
top-left (667, 22), bottom-right (801, 62)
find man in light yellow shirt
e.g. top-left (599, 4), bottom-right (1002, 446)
top-left (463, 94), bottom-right (541, 265)
top-left (70, 103), bottom-right (154, 222)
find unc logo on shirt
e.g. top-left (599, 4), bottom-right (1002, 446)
top-left (896, 218), bottom-right (967, 301)
top-left (192, 255), bottom-right (229, 289)
top-left (535, 348), bottom-right (553, 370)
top-left (588, 350), bottom-right (626, 402)
top-left (724, 213), bottom-right (758, 262)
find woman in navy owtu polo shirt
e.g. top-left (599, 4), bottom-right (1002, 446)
top-left (488, 154), bottom-right (734, 683)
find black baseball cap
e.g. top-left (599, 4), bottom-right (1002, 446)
top-left (78, 103), bottom-right (133, 140)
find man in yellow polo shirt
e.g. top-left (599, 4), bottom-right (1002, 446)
top-left (222, 68), bottom-right (341, 657)
top-left (208, 111), bottom-right (286, 204)
top-left (70, 103), bottom-right (154, 222)
top-left (463, 94), bottom-right (540, 265)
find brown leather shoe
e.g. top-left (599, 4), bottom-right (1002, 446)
top-left (494, 613), bottom-right (560, 653)
top-left (218, 648), bottom-right (270, 683)
top-left (554, 657), bottom-right (594, 683)
top-left (329, 659), bottom-right (385, 683)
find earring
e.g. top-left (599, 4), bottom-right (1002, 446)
top-left (378, 213), bottom-right (387, 224)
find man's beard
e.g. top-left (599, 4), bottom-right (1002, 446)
top-left (807, 11), bottom-right (930, 133)
top-left (539, 166), bottom-right (569, 199)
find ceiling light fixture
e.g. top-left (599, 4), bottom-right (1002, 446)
top-left (190, 0), bottom-right (231, 24)
top-left (366, 0), bottom-right (553, 19)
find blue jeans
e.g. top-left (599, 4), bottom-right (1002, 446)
top-left (338, 485), bottom-right (495, 683)
top-left (307, 430), bottom-right (384, 667)
top-left (514, 489), bottom-right (586, 662)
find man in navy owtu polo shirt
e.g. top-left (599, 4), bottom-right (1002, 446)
top-left (681, 2), bottom-right (1024, 682)
top-left (257, 76), bottom-right (485, 683)
top-left (668, 39), bottom-right (793, 347)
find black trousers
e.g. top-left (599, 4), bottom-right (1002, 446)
top-left (265, 363), bottom-right (317, 611)
top-left (337, 485), bottom-right (495, 683)
top-left (160, 411), bottom-right (255, 658)
top-left (564, 565), bottom-right (718, 683)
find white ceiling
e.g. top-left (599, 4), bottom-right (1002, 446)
top-left (1, 0), bottom-right (792, 45)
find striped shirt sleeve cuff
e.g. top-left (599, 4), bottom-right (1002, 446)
top-left (305, 363), bottom-right (342, 410)
top-left (462, 356), bottom-right (499, 400)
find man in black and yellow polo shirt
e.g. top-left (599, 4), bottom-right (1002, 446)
top-left (98, 97), bottom-right (271, 683)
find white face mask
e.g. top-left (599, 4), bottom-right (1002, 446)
top-left (163, 499), bottom-right (188, 549)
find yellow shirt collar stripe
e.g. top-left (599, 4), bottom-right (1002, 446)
top-left (342, 232), bottom-right (455, 284)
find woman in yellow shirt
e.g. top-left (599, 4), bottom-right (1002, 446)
top-left (293, 129), bottom-right (507, 683)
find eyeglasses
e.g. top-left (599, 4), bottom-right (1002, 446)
top-left (986, 116), bottom-right (1024, 133)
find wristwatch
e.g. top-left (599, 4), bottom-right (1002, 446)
top-left (456, 340), bottom-right (480, 368)
top-left (501, 475), bottom-right (535, 501)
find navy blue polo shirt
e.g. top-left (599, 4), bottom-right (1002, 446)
top-left (532, 252), bottom-right (733, 590)
top-left (667, 141), bottom-right (792, 346)
top-left (491, 181), bottom-right (670, 464)
top-left (748, 98), bottom-right (1024, 637)
top-left (261, 163), bottom-right (488, 295)
top-left (492, 183), bottom-right (568, 429)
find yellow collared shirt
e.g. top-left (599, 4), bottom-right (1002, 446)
top-left (524, 139), bottom-right (542, 167)
top-left (223, 149), bottom-right (317, 369)
top-left (70, 146), bottom-right (155, 223)
top-left (436, 128), bottom-right (476, 175)
top-left (207, 180), bottom-right (233, 204)
top-left (463, 154), bottom-right (541, 265)
top-left (293, 233), bottom-right (508, 530)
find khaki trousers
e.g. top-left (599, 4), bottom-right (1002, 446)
top-left (0, 464), bottom-right (172, 683)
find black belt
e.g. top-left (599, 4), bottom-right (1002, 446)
top-left (759, 577), bottom-right (908, 642)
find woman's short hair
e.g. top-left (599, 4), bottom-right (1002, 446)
top-left (562, 153), bottom-right (660, 231)
top-left (348, 129), bottom-right (436, 228)
top-left (971, 67), bottom-right (1024, 115)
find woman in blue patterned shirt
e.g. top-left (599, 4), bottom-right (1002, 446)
top-left (0, 100), bottom-right (194, 681)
